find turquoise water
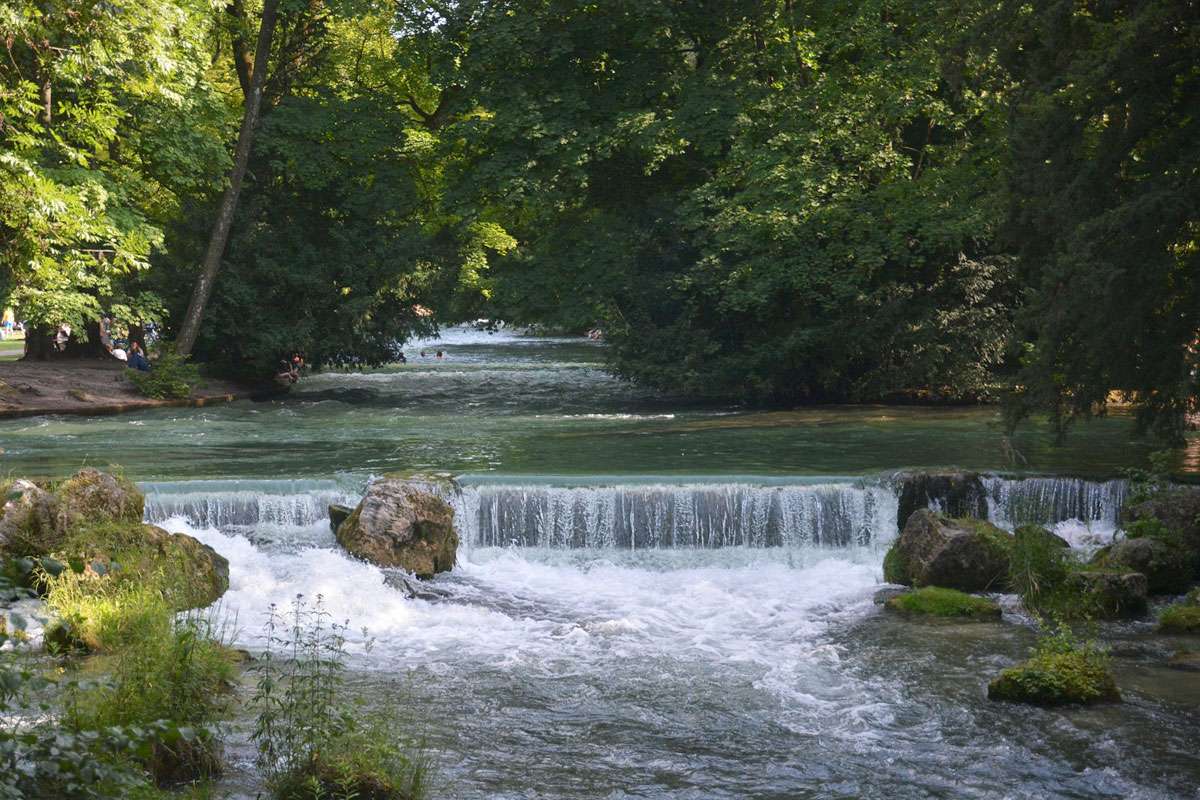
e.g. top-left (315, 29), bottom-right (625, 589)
top-left (4, 327), bottom-right (1199, 799)
top-left (0, 328), bottom-right (1191, 480)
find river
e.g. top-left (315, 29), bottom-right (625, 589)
top-left (1, 327), bottom-right (1198, 799)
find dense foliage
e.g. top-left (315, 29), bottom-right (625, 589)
top-left (1, 0), bottom-right (1196, 431)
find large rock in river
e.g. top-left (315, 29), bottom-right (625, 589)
top-left (1065, 570), bottom-right (1148, 619)
top-left (336, 478), bottom-right (458, 578)
top-left (894, 471), bottom-right (988, 530)
top-left (883, 510), bottom-right (1012, 591)
top-left (1091, 537), bottom-right (1192, 595)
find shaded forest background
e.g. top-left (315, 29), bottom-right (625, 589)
top-left (1, 0), bottom-right (1197, 438)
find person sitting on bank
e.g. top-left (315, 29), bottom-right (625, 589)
top-left (127, 341), bottom-right (151, 372)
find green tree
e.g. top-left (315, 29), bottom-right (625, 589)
top-left (0, 0), bottom-right (231, 356)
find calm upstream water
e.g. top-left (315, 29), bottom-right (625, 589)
top-left (2, 327), bottom-right (1199, 798)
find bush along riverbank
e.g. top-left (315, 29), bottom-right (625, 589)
top-left (879, 473), bottom-right (1200, 706)
top-left (0, 469), bottom-right (432, 800)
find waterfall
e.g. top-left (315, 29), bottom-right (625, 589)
top-left (137, 473), bottom-right (1130, 553)
top-left (982, 476), bottom-right (1126, 531)
top-left (142, 479), bottom-right (361, 530)
top-left (452, 482), bottom-right (899, 549)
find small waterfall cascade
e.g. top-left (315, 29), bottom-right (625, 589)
top-left (451, 482), bottom-right (899, 549)
top-left (142, 479), bottom-right (361, 530)
top-left (983, 476), bottom-right (1126, 531)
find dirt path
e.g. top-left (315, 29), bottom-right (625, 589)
top-left (0, 360), bottom-right (253, 418)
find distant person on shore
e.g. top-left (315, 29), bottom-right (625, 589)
top-left (398, 352), bottom-right (408, 364)
top-left (110, 343), bottom-right (127, 362)
top-left (55, 324), bottom-right (71, 352)
top-left (127, 341), bottom-right (151, 372)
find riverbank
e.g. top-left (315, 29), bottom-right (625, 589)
top-left (0, 360), bottom-right (252, 419)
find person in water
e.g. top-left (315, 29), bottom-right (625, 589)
top-left (436, 350), bottom-right (444, 359)
top-left (127, 341), bottom-right (151, 372)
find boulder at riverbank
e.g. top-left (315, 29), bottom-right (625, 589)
top-left (883, 510), bottom-right (1011, 592)
top-left (335, 477), bottom-right (458, 578)
top-left (1, 469), bottom-right (228, 610)
top-left (1090, 537), bottom-right (1193, 595)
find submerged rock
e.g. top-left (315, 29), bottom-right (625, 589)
top-left (988, 651), bottom-right (1121, 706)
top-left (883, 586), bottom-right (1001, 620)
top-left (872, 587), bottom-right (911, 605)
top-left (894, 471), bottom-right (988, 529)
top-left (1167, 652), bottom-right (1200, 672)
top-left (1091, 537), bottom-right (1193, 595)
top-left (1064, 571), bottom-right (1148, 619)
top-left (883, 510), bottom-right (1011, 592)
top-left (336, 477), bottom-right (458, 578)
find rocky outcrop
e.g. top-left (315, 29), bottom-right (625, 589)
top-left (1091, 537), bottom-right (1192, 595)
top-left (3, 470), bottom-right (228, 610)
top-left (883, 510), bottom-right (1012, 592)
top-left (894, 471), bottom-right (988, 529)
top-left (0, 479), bottom-right (61, 557)
top-left (335, 477), bottom-right (458, 578)
top-left (1065, 571), bottom-right (1148, 619)
top-left (56, 468), bottom-right (144, 528)
top-left (1123, 486), bottom-right (1200, 580)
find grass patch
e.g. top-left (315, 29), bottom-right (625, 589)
top-left (988, 621), bottom-right (1119, 706)
top-left (885, 587), bottom-right (1001, 620)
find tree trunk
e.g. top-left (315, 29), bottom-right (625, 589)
top-left (22, 325), bottom-right (54, 361)
top-left (227, 0), bottom-right (254, 100)
top-left (176, 0), bottom-right (280, 356)
top-left (62, 320), bottom-right (111, 358)
top-left (40, 76), bottom-right (51, 125)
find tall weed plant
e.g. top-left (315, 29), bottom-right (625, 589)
top-left (252, 595), bottom-right (431, 800)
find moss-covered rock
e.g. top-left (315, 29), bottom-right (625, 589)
top-left (881, 510), bottom-right (1012, 592)
top-left (1014, 524), bottom-right (1070, 550)
top-left (894, 471), bottom-right (988, 530)
top-left (1158, 604), bottom-right (1200, 634)
top-left (55, 468), bottom-right (144, 529)
top-left (987, 650), bottom-right (1120, 706)
top-left (1063, 570), bottom-right (1148, 619)
top-left (58, 522), bottom-right (229, 611)
top-left (0, 479), bottom-right (62, 557)
top-left (1122, 486), bottom-right (1200, 579)
top-left (883, 586), bottom-right (1001, 620)
top-left (337, 477), bottom-right (458, 578)
top-left (1092, 537), bottom-right (1193, 595)
top-left (329, 503), bottom-right (354, 534)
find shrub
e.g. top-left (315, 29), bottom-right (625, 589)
top-left (127, 344), bottom-right (203, 400)
top-left (884, 587), bottom-right (1001, 620)
top-left (1158, 605), bottom-right (1200, 634)
top-left (252, 595), bottom-right (431, 800)
top-left (1008, 525), bottom-right (1076, 617)
top-left (987, 621), bottom-right (1119, 706)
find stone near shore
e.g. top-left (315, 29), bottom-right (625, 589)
top-left (883, 510), bottom-right (1012, 592)
top-left (1091, 537), bottom-right (1193, 596)
top-left (335, 477), bottom-right (458, 578)
top-left (0, 479), bottom-right (61, 557)
top-left (1167, 652), bottom-right (1200, 672)
top-left (1, 469), bottom-right (228, 610)
top-left (1064, 570), bottom-right (1148, 619)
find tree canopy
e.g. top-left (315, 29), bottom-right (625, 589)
top-left (1, 0), bottom-right (1196, 437)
